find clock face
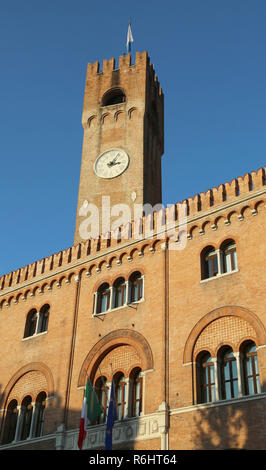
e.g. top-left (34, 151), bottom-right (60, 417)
top-left (94, 149), bottom-right (130, 179)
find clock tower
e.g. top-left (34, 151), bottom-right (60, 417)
top-left (74, 51), bottom-right (164, 244)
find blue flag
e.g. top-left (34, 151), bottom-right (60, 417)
top-left (105, 380), bottom-right (116, 450)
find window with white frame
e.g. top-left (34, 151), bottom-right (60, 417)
top-left (196, 341), bottom-right (261, 404)
top-left (201, 239), bottom-right (238, 280)
top-left (92, 368), bottom-right (144, 425)
top-left (23, 304), bottom-right (50, 339)
top-left (220, 239), bottom-right (237, 274)
top-left (2, 392), bottom-right (47, 444)
top-left (94, 272), bottom-right (144, 315)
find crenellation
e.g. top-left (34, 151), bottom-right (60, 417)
top-left (52, 252), bottom-right (62, 270)
top-left (199, 189), bottom-right (214, 212)
top-left (6, 272), bottom-right (13, 288)
top-left (252, 167), bottom-right (265, 189)
top-left (224, 178), bottom-right (239, 200)
top-left (19, 265), bottom-right (28, 283)
top-left (118, 54), bottom-right (131, 70)
top-left (102, 57), bottom-right (115, 74)
top-left (46, 254), bottom-right (54, 271)
top-left (59, 248), bottom-right (68, 266)
top-left (0, 166), bottom-right (264, 294)
top-left (188, 194), bottom-right (201, 216)
top-left (135, 51), bottom-right (148, 67)
top-left (14, 269), bottom-right (21, 285)
top-left (237, 172), bottom-right (252, 193)
top-left (86, 60), bottom-right (99, 77)
top-left (27, 262), bottom-right (37, 282)
top-left (165, 204), bottom-right (176, 229)
top-left (212, 184), bottom-right (226, 204)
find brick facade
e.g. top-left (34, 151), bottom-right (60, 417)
top-left (0, 51), bottom-right (265, 450)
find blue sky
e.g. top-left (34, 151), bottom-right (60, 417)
top-left (0, 0), bottom-right (265, 277)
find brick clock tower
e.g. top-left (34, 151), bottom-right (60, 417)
top-left (74, 51), bottom-right (164, 244)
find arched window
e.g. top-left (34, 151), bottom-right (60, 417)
top-left (113, 277), bottom-right (126, 308)
top-left (2, 399), bottom-right (18, 444)
top-left (95, 377), bottom-right (109, 424)
top-left (129, 271), bottom-right (143, 303)
top-left (20, 396), bottom-right (33, 440)
top-left (197, 352), bottom-right (216, 404)
top-left (242, 341), bottom-right (261, 396)
top-left (114, 373), bottom-right (127, 420)
top-left (24, 309), bottom-right (38, 338)
top-left (37, 304), bottom-right (50, 334)
top-left (201, 246), bottom-right (218, 280)
top-left (219, 346), bottom-right (238, 399)
top-left (96, 283), bottom-right (110, 314)
top-left (130, 368), bottom-right (143, 417)
top-left (101, 88), bottom-right (126, 107)
top-left (220, 239), bottom-right (237, 274)
top-left (34, 392), bottom-right (47, 437)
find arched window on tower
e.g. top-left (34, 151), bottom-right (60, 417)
top-left (2, 399), bottom-right (18, 444)
top-left (129, 271), bottom-right (143, 303)
top-left (101, 88), bottom-right (126, 107)
top-left (241, 341), bottom-right (261, 396)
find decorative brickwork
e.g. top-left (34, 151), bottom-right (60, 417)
top-left (94, 345), bottom-right (141, 382)
top-left (194, 316), bottom-right (256, 357)
top-left (8, 371), bottom-right (47, 403)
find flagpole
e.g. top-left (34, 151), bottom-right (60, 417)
top-left (105, 363), bottom-right (116, 450)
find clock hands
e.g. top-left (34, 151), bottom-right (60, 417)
top-left (107, 153), bottom-right (121, 167)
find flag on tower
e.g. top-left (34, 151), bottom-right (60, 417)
top-left (105, 379), bottom-right (116, 450)
top-left (126, 19), bottom-right (134, 53)
top-left (78, 378), bottom-right (103, 450)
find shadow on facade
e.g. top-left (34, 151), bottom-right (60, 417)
top-left (191, 382), bottom-right (266, 450)
top-left (0, 393), bottom-right (143, 450)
